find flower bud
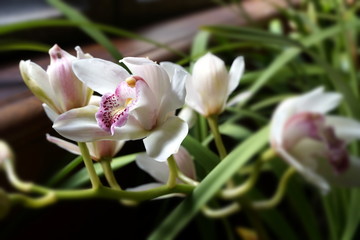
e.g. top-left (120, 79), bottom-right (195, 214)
top-left (185, 52), bottom-right (244, 117)
top-left (19, 44), bottom-right (93, 115)
top-left (0, 140), bottom-right (13, 168)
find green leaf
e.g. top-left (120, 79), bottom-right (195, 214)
top-left (202, 25), bottom-right (302, 48)
top-left (182, 134), bottom-right (220, 173)
top-left (148, 125), bottom-right (269, 240)
top-left (271, 158), bottom-right (322, 240)
top-left (341, 189), bottom-right (360, 240)
top-left (0, 18), bottom-right (183, 58)
top-left (46, 0), bottom-right (122, 60)
top-left (250, 188), bottom-right (301, 240)
top-left (46, 156), bottom-right (83, 187)
top-left (202, 123), bottom-right (251, 146)
top-left (0, 41), bottom-right (50, 52)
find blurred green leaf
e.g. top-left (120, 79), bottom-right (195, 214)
top-left (148, 125), bottom-right (269, 240)
top-left (47, 0), bottom-right (122, 61)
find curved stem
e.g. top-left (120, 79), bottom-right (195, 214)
top-left (100, 158), bottom-right (139, 206)
top-left (4, 158), bottom-right (33, 192)
top-left (220, 159), bottom-right (262, 200)
top-left (207, 115), bottom-right (227, 160)
top-left (202, 202), bottom-right (241, 218)
top-left (252, 167), bottom-right (296, 210)
top-left (78, 142), bottom-right (102, 189)
top-left (177, 171), bottom-right (199, 186)
top-left (10, 192), bottom-right (57, 208)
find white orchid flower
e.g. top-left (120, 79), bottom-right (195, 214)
top-left (184, 52), bottom-right (245, 117)
top-left (127, 146), bottom-right (196, 197)
top-left (53, 57), bottom-right (189, 162)
top-left (270, 86), bottom-right (360, 193)
top-left (19, 44), bottom-right (93, 115)
top-left (45, 95), bottom-right (124, 161)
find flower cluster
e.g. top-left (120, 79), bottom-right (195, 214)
top-left (1, 43), bottom-right (360, 231)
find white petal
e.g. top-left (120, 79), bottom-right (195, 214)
top-left (20, 60), bottom-right (59, 110)
top-left (111, 114), bottom-right (150, 140)
top-left (325, 115), bottom-right (360, 142)
top-left (46, 134), bottom-right (81, 155)
top-left (159, 61), bottom-right (188, 112)
top-left (72, 58), bottom-right (130, 95)
top-left (19, 60), bottom-right (54, 98)
top-left (191, 52), bottom-right (229, 116)
top-left (122, 58), bottom-right (171, 103)
top-left (227, 91), bottom-right (252, 107)
top-left (276, 147), bottom-right (330, 193)
top-left (228, 56), bottom-right (244, 95)
top-left (185, 77), bottom-right (206, 116)
top-left (177, 106), bottom-right (197, 128)
top-left (120, 57), bottom-right (156, 66)
top-left (53, 105), bottom-right (113, 142)
top-left (42, 103), bottom-right (59, 122)
top-left (295, 87), bottom-right (342, 114)
top-left (143, 116), bottom-right (188, 162)
top-left (174, 146), bottom-right (196, 180)
top-left (135, 152), bottom-right (169, 183)
top-left (270, 98), bottom-right (297, 145)
top-left (88, 95), bottom-right (101, 106)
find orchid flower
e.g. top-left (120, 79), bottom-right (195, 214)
top-left (19, 44), bottom-right (93, 115)
top-left (44, 95), bottom-right (124, 161)
top-left (53, 57), bottom-right (189, 162)
top-left (184, 52), bottom-right (245, 117)
top-left (270, 87), bottom-right (360, 193)
top-left (127, 146), bottom-right (196, 196)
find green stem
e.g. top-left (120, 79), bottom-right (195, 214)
top-left (167, 155), bottom-right (178, 188)
top-left (207, 115), bottom-right (227, 159)
top-left (78, 142), bottom-right (102, 189)
top-left (252, 167), bottom-right (296, 210)
top-left (4, 158), bottom-right (33, 192)
top-left (100, 158), bottom-right (122, 190)
top-left (220, 158), bottom-right (262, 200)
top-left (177, 171), bottom-right (199, 186)
top-left (10, 192), bottom-right (57, 208)
top-left (9, 183), bottom-right (195, 209)
top-left (220, 148), bottom-right (276, 200)
top-left (100, 158), bottom-right (139, 206)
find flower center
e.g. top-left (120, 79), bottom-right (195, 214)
top-left (96, 78), bottom-right (139, 134)
top-left (284, 112), bottom-right (349, 173)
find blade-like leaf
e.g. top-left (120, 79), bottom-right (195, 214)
top-left (148, 125), bottom-right (269, 240)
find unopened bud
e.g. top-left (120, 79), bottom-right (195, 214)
top-left (0, 140), bottom-right (13, 167)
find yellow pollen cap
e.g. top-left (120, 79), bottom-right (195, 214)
top-left (126, 77), bottom-right (136, 88)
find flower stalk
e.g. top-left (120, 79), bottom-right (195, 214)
top-left (78, 142), bottom-right (102, 189)
top-left (207, 115), bottom-right (227, 160)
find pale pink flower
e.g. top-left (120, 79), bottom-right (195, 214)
top-left (184, 52), bottom-right (245, 117)
top-left (270, 87), bottom-right (360, 192)
top-left (53, 57), bottom-right (189, 162)
top-left (19, 44), bottom-right (93, 114)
